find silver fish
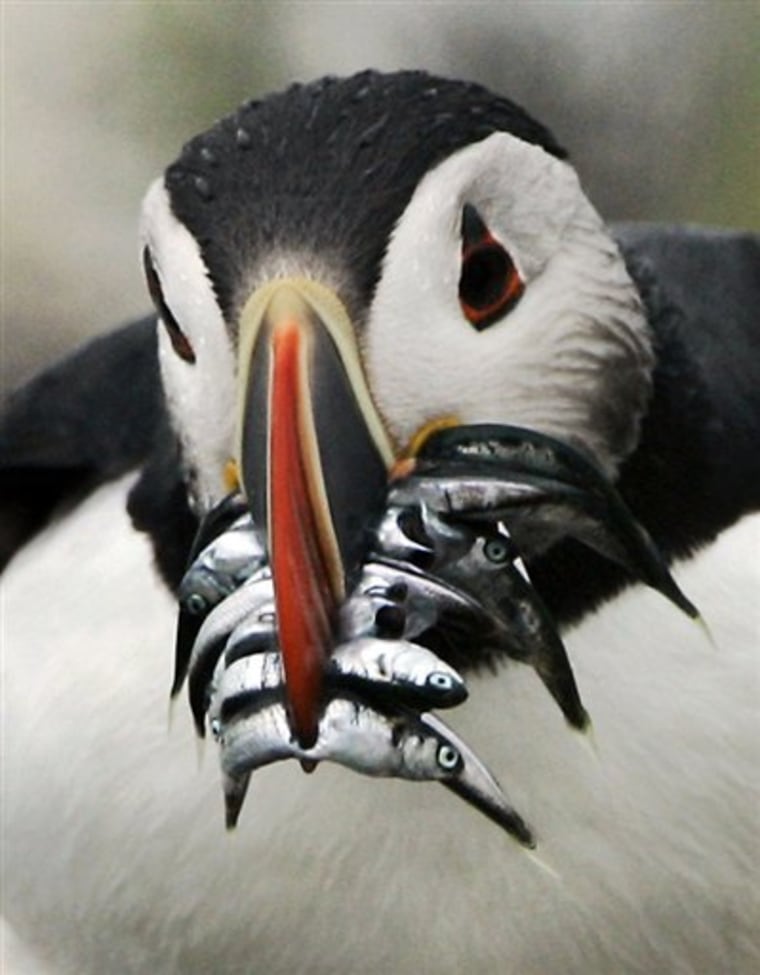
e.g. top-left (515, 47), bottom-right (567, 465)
top-left (213, 638), bottom-right (467, 716)
top-left (414, 422), bottom-right (607, 489)
top-left (219, 696), bottom-right (457, 793)
top-left (207, 650), bottom-right (283, 734)
top-left (185, 493), bottom-right (250, 565)
top-left (337, 565), bottom-right (403, 641)
top-left (178, 513), bottom-right (266, 617)
top-left (223, 615), bottom-right (279, 667)
top-left (347, 558), bottom-right (495, 647)
top-left (219, 695), bottom-right (533, 847)
top-left (218, 699), bottom-right (293, 828)
top-left (369, 504), bottom-right (587, 729)
top-left (329, 636), bottom-right (467, 708)
top-left (420, 712), bottom-right (535, 848)
top-left (389, 475), bottom-right (560, 532)
top-left (435, 522), bottom-right (590, 732)
top-left (187, 568), bottom-right (274, 735)
top-left (172, 511), bottom-right (268, 697)
top-left (373, 504), bottom-right (436, 565)
top-left (219, 697), bottom-right (453, 810)
top-left (197, 562), bottom-right (476, 737)
top-left (401, 423), bottom-right (698, 618)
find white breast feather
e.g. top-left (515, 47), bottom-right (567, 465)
top-left (3, 478), bottom-right (758, 973)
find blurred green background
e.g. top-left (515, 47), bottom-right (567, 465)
top-left (3, 0), bottom-right (758, 395)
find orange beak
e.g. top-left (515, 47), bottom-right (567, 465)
top-left (236, 280), bottom-right (393, 747)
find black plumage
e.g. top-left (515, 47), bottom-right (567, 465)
top-left (0, 317), bottom-right (161, 571)
top-left (165, 71), bottom-right (565, 322)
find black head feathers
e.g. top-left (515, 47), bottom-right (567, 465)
top-left (165, 70), bottom-right (566, 321)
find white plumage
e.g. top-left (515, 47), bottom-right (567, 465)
top-left (4, 476), bottom-right (758, 973)
top-left (365, 132), bottom-right (652, 474)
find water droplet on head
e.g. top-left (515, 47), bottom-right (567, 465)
top-left (193, 175), bottom-right (213, 201)
top-left (200, 146), bottom-right (219, 167)
top-left (235, 127), bottom-right (252, 149)
top-left (432, 111), bottom-right (455, 131)
top-left (357, 113), bottom-right (389, 149)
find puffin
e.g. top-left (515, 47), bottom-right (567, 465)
top-left (2, 71), bottom-right (759, 975)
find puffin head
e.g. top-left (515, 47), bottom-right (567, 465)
top-left (138, 71), bottom-right (653, 744)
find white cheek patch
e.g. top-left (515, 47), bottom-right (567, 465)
top-left (140, 179), bottom-right (236, 508)
top-left (365, 133), bottom-right (652, 474)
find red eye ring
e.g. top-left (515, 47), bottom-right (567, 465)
top-left (459, 205), bottom-right (524, 331)
top-left (142, 247), bottom-right (196, 364)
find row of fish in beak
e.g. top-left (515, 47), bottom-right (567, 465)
top-left (172, 424), bottom-right (699, 848)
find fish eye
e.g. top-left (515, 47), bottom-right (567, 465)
top-left (184, 592), bottom-right (208, 615)
top-left (437, 743), bottom-right (461, 771)
top-left (427, 672), bottom-right (454, 691)
top-left (484, 536), bottom-right (512, 564)
top-left (459, 203), bottom-right (524, 331)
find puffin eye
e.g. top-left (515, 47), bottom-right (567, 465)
top-left (459, 204), bottom-right (524, 331)
top-left (142, 247), bottom-right (196, 364)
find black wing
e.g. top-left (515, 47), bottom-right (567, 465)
top-left (0, 317), bottom-right (162, 569)
top-left (0, 316), bottom-right (196, 584)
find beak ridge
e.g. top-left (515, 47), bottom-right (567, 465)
top-left (236, 280), bottom-right (393, 746)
